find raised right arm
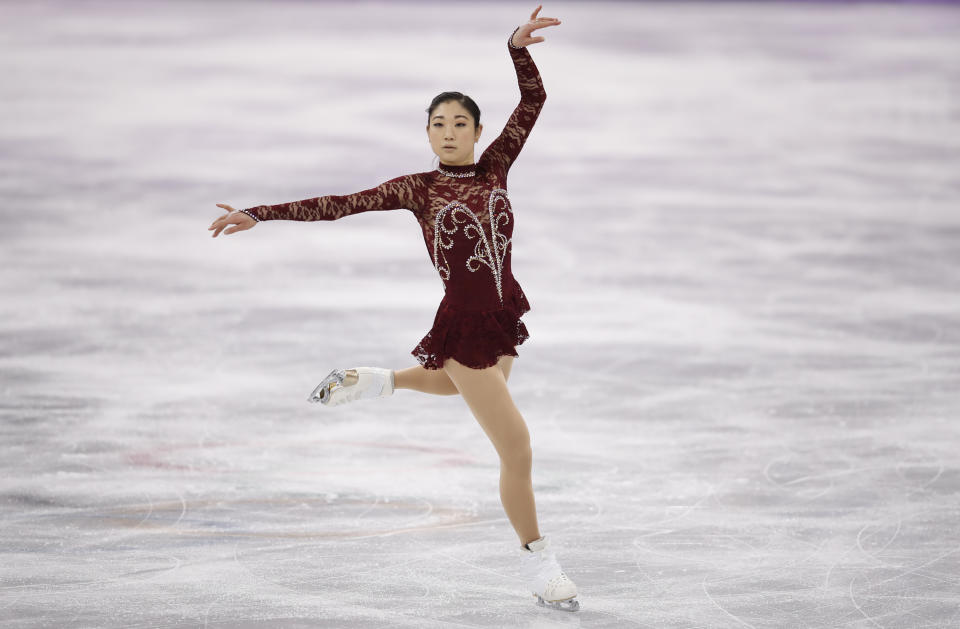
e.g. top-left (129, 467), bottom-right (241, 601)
top-left (239, 173), bottom-right (422, 222)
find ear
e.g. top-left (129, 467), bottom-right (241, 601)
top-left (475, 123), bottom-right (483, 141)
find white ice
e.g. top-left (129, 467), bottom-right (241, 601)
top-left (1, 1), bottom-right (959, 627)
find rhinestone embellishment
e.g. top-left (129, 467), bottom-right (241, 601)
top-left (437, 165), bottom-right (476, 178)
top-left (432, 188), bottom-right (512, 304)
top-left (237, 208), bottom-right (261, 222)
top-left (508, 26), bottom-right (523, 50)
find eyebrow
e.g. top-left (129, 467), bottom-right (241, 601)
top-left (432, 114), bottom-right (469, 120)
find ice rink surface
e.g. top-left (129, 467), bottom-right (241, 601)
top-left (2, 0), bottom-right (959, 627)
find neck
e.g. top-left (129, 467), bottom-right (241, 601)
top-left (441, 162), bottom-right (473, 166)
top-left (439, 154), bottom-right (475, 166)
top-left (436, 160), bottom-right (477, 178)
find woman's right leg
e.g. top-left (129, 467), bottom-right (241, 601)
top-left (393, 356), bottom-right (515, 396)
top-left (442, 356), bottom-right (541, 547)
top-left (393, 365), bottom-right (460, 395)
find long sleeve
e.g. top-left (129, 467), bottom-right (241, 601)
top-left (478, 27), bottom-right (548, 175)
top-left (239, 173), bottom-right (422, 222)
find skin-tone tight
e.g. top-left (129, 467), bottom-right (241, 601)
top-left (393, 355), bottom-right (542, 548)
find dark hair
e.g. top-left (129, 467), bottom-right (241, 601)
top-left (426, 91), bottom-right (481, 129)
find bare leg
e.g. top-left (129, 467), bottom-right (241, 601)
top-left (394, 355), bottom-right (515, 396)
top-left (393, 365), bottom-right (460, 395)
top-left (443, 355), bottom-right (540, 547)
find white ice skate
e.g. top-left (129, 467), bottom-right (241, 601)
top-left (307, 367), bottom-right (394, 406)
top-left (519, 535), bottom-right (580, 612)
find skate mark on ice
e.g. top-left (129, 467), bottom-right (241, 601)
top-left (872, 541), bottom-right (960, 589)
top-left (848, 572), bottom-right (885, 629)
top-left (855, 513), bottom-right (903, 573)
top-left (410, 538), bottom-right (514, 582)
top-left (895, 460), bottom-right (945, 497)
top-left (701, 578), bottom-right (759, 629)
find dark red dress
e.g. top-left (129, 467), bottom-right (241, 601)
top-left (239, 29), bottom-right (546, 370)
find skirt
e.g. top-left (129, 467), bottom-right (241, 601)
top-left (411, 281), bottom-right (531, 370)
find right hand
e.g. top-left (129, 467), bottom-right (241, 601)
top-left (209, 203), bottom-right (256, 237)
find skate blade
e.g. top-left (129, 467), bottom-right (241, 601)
top-left (535, 594), bottom-right (580, 612)
top-left (307, 369), bottom-right (345, 404)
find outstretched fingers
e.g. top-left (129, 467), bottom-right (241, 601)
top-left (209, 204), bottom-right (251, 237)
top-left (525, 7), bottom-right (561, 36)
top-left (528, 4), bottom-right (560, 26)
top-left (209, 207), bottom-right (228, 233)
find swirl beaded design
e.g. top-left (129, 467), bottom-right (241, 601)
top-left (431, 188), bottom-right (513, 304)
top-left (487, 188), bottom-right (513, 292)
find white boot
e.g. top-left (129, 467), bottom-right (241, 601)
top-left (307, 367), bottom-right (394, 406)
top-left (519, 535), bottom-right (580, 612)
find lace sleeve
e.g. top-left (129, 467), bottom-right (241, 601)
top-left (239, 173), bottom-right (422, 222)
top-left (478, 26), bottom-right (548, 176)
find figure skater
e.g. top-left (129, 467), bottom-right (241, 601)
top-left (208, 5), bottom-right (578, 612)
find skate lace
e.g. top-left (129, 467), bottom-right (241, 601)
top-left (545, 572), bottom-right (572, 594)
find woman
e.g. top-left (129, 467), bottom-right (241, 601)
top-left (208, 5), bottom-right (578, 612)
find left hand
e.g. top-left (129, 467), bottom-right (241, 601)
top-left (511, 4), bottom-right (561, 48)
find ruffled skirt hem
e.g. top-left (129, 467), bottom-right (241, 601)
top-left (411, 282), bottom-right (531, 371)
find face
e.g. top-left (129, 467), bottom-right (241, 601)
top-left (427, 100), bottom-right (483, 165)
